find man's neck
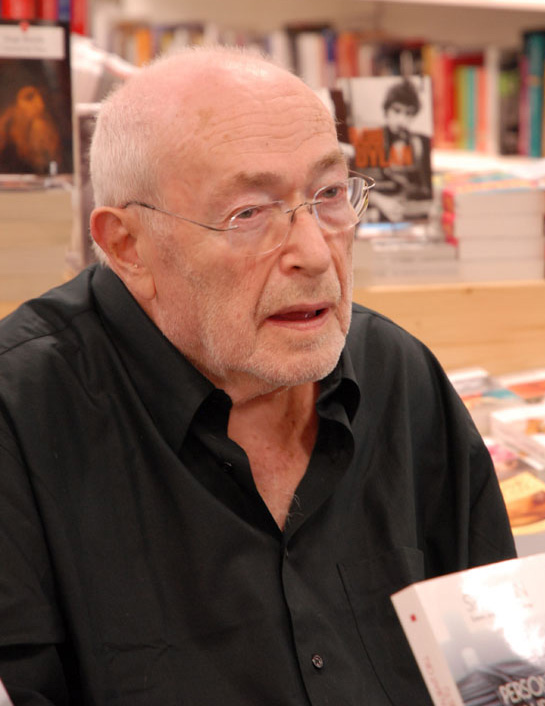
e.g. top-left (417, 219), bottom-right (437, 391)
top-left (227, 381), bottom-right (319, 529)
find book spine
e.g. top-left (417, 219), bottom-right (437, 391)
top-left (454, 64), bottom-right (468, 149)
top-left (466, 65), bottom-right (477, 151)
top-left (524, 31), bottom-right (545, 158)
top-left (391, 589), bottom-right (463, 706)
top-left (1, 0), bottom-right (36, 18)
top-left (518, 52), bottom-right (529, 156)
top-left (36, 0), bottom-right (58, 19)
top-left (476, 65), bottom-right (488, 152)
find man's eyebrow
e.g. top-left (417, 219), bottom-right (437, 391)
top-left (215, 152), bottom-right (349, 200)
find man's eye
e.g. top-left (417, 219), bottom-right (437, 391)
top-left (319, 184), bottom-right (346, 201)
top-left (234, 206), bottom-right (261, 221)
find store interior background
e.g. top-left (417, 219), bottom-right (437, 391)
top-left (3, 0), bottom-right (545, 375)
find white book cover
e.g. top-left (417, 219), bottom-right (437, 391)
top-left (0, 680), bottom-right (14, 706)
top-left (391, 554), bottom-right (545, 706)
top-left (339, 75), bottom-right (434, 224)
top-left (442, 211), bottom-right (545, 240)
top-left (455, 236), bottom-right (544, 261)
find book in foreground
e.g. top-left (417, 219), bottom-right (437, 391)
top-left (391, 554), bottom-right (545, 706)
top-left (0, 680), bottom-right (13, 706)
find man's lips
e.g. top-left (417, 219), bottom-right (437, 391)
top-left (267, 305), bottom-right (330, 323)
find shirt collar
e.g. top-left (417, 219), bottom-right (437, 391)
top-left (91, 265), bottom-right (220, 453)
top-left (90, 265), bottom-right (361, 451)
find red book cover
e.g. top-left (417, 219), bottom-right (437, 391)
top-left (1, 0), bottom-right (36, 19)
top-left (336, 31), bottom-right (359, 78)
top-left (70, 0), bottom-right (88, 35)
top-left (36, 0), bottom-right (58, 20)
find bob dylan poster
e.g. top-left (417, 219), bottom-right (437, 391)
top-left (0, 21), bottom-right (73, 176)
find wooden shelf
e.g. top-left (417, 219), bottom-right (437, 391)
top-left (375, 0), bottom-right (545, 10)
top-left (353, 280), bottom-right (545, 375)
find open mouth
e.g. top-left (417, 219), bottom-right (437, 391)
top-left (268, 308), bottom-right (327, 323)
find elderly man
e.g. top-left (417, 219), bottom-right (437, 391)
top-left (0, 46), bottom-right (514, 705)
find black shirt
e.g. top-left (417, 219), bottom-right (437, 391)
top-left (0, 265), bottom-right (515, 706)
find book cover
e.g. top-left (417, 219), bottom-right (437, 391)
top-left (1, 0), bottom-right (36, 19)
top-left (0, 20), bottom-right (72, 175)
top-left (484, 436), bottom-right (545, 531)
top-left (343, 74), bottom-right (434, 225)
top-left (493, 369), bottom-right (545, 404)
top-left (391, 554), bottom-right (545, 706)
top-left (0, 680), bottom-right (14, 706)
top-left (491, 403), bottom-right (545, 465)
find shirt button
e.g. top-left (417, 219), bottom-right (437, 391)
top-left (222, 461), bottom-right (233, 472)
top-left (311, 654), bottom-right (324, 670)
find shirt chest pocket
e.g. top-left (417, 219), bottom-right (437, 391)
top-left (338, 546), bottom-right (434, 706)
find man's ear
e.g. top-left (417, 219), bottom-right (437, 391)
top-left (90, 206), bottom-right (156, 301)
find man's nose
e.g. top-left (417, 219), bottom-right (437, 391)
top-left (280, 205), bottom-right (333, 275)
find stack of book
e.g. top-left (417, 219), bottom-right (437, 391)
top-left (440, 171), bottom-right (545, 282)
top-left (447, 366), bottom-right (521, 435)
top-left (484, 435), bottom-right (545, 556)
top-left (490, 402), bottom-right (545, 467)
top-left (352, 229), bottom-right (458, 286)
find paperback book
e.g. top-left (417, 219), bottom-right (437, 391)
top-left (0, 20), bottom-right (72, 176)
top-left (0, 680), bottom-right (13, 706)
top-left (391, 554), bottom-right (545, 706)
top-left (441, 171), bottom-right (545, 217)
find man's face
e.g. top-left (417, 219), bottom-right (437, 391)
top-left (140, 70), bottom-right (354, 400)
top-left (384, 101), bottom-right (416, 136)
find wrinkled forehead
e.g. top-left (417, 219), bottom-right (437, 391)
top-left (119, 57), bottom-right (340, 191)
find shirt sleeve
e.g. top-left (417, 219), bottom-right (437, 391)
top-left (467, 421), bottom-right (518, 566)
top-left (0, 417), bottom-right (69, 705)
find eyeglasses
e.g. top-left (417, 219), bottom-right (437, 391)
top-left (121, 174), bottom-right (375, 256)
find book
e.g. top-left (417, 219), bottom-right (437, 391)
top-left (391, 554), bottom-right (545, 706)
top-left (0, 680), bottom-right (14, 706)
top-left (0, 20), bottom-right (72, 175)
top-left (522, 30), bottom-right (545, 157)
top-left (1, 0), bottom-right (36, 19)
top-left (498, 49), bottom-right (521, 156)
top-left (352, 235), bottom-right (458, 286)
top-left (441, 172), bottom-right (545, 217)
top-left (441, 210), bottom-right (544, 241)
top-left (484, 437), bottom-right (545, 531)
top-left (446, 232), bottom-right (544, 261)
top-left (459, 388), bottom-right (521, 435)
top-left (66, 101), bottom-right (98, 274)
top-left (342, 74), bottom-right (434, 225)
top-left (491, 403), bottom-right (545, 465)
top-left (493, 369), bottom-right (545, 404)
